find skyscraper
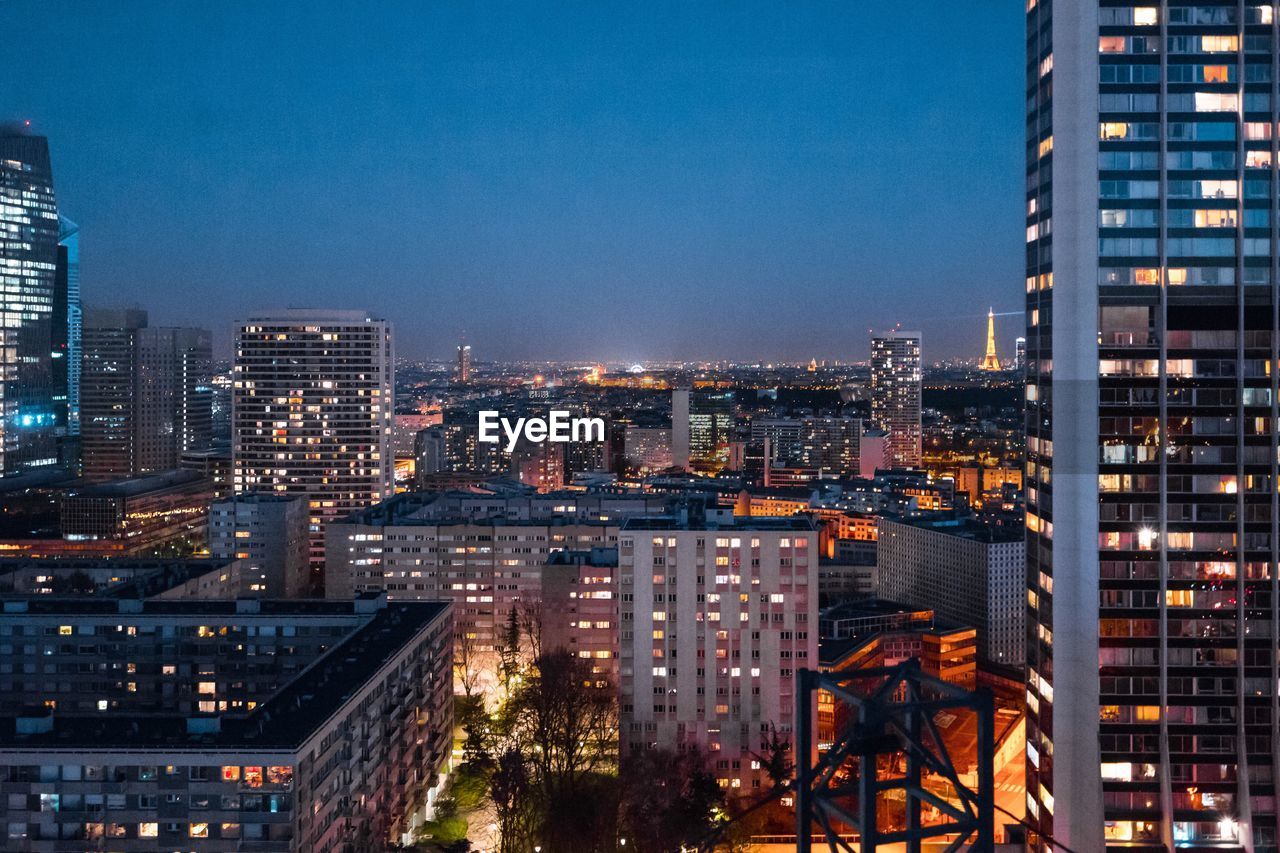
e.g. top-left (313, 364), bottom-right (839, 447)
top-left (1014, 335), bottom-right (1027, 372)
top-left (54, 216), bottom-right (81, 462)
top-left (81, 309), bottom-right (212, 481)
top-left (233, 310), bottom-right (394, 579)
top-left (1026, 4), bottom-right (1279, 849)
top-left (0, 128), bottom-right (60, 476)
top-left (456, 342), bottom-right (472, 382)
top-left (869, 331), bottom-right (921, 468)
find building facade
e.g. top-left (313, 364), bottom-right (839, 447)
top-left (208, 494), bottom-right (310, 597)
top-left (618, 510), bottom-right (817, 791)
top-left (1025, 3), bottom-right (1280, 848)
top-left (81, 311), bottom-right (212, 482)
top-left (0, 130), bottom-right (61, 477)
top-left (869, 331), bottom-right (922, 468)
top-left (233, 311), bottom-right (394, 577)
top-left (0, 597), bottom-right (452, 851)
top-left (53, 216), bottom-right (81, 466)
top-left (876, 515), bottom-right (1025, 667)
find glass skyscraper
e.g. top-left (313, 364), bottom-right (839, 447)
top-left (1026, 3), bottom-right (1279, 850)
top-left (0, 129), bottom-right (60, 476)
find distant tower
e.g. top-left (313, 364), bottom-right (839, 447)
top-left (1013, 336), bottom-right (1027, 372)
top-left (456, 343), bottom-right (472, 383)
top-left (870, 331), bottom-right (921, 468)
top-left (979, 308), bottom-right (1001, 371)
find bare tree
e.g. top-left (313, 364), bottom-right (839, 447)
top-left (454, 630), bottom-right (483, 699)
top-left (518, 601), bottom-right (544, 662)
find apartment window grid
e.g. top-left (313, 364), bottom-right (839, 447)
top-left (1026, 2), bottom-right (1280, 849)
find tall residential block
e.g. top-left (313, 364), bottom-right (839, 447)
top-left (208, 493), bottom-right (310, 597)
top-left (1025, 3), bottom-right (1280, 849)
top-left (869, 331), bottom-right (922, 468)
top-left (0, 129), bottom-right (60, 476)
top-left (875, 515), bottom-right (1025, 666)
top-left (618, 509), bottom-right (817, 791)
top-left (233, 311), bottom-right (393, 577)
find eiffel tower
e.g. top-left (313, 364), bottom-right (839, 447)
top-left (979, 307), bottom-right (1002, 371)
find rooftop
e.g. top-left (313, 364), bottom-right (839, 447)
top-left (63, 468), bottom-right (208, 499)
top-left (884, 514), bottom-right (1023, 544)
top-left (0, 598), bottom-right (449, 750)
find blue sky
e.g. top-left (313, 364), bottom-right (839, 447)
top-left (2, 1), bottom-right (1025, 362)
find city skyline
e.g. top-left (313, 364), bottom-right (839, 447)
top-left (1, 1), bottom-right (1025, 362)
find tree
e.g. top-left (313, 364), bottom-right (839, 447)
top-left (456, 694), bottom-right (493, 768)
top-left (490, 747), bottom-right (537, 853)
top-left (497, 606), bottom-right (522, 694)
top-left (618, 746), bottom-right (725, 853)
top-left (510, 651), bottom-right (616, 802)
top-left (518, 602), bottom-right (543, 662)
top-left (455, 630), bottom-right (483, 699)
top-left (754, 723), bottom-right (794, 792)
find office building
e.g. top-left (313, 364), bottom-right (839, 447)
top-left (81, 310), bottom-right (212, 482)
top-left (0, 596), bottom-right (452, 851)
top-left (207, 493), bottom-right (310, 597)
top-left (1013, 335), bottom-right (1027, 372)
top-left (179, 444), bottom-right (232, 499)
top-left (58, 469), bottom-right (214, 555)
top-left (233, 311), bottom-right (393, 576)
top-left (618, 508), bottom-right (818, 791)
top-left (671, 389), bottom-right (734, 472)
top-left (1024, 3), bottom-right (1280, 848)
top-left (53, 216), bottom-right (81, 466)
top-left (869, 331), bottom-right (922, 468)
top-left (0, 129), bottom-right (60, 476)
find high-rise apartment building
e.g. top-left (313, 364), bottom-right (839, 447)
top-left (751, 416), bottom-right (863, 477)
top-left (0, 130), bottom-right (60, 476)
top-left (81, 310), bottom-right (212, 481)
top-left (233, 311), bottom-right (393, 576)
top-left (1025, 4), bottom-right (1280, 849)
top-left (618, 509), bottom-right (817, 791)
top-left (208, 493), bottom-right (310, 598)
top-left (876, 516), bottom-right (1025, 666)
top-left (869, 331), bottom-right (921, 468)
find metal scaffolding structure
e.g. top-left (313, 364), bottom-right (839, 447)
top-left (795, 660), bottom-right (996, 852)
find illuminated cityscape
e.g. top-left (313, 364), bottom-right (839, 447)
top-left (1, 1), bottom-right (1277, 851)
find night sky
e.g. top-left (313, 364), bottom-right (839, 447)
top-left (3, 1), bottom-right (1024, 363)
